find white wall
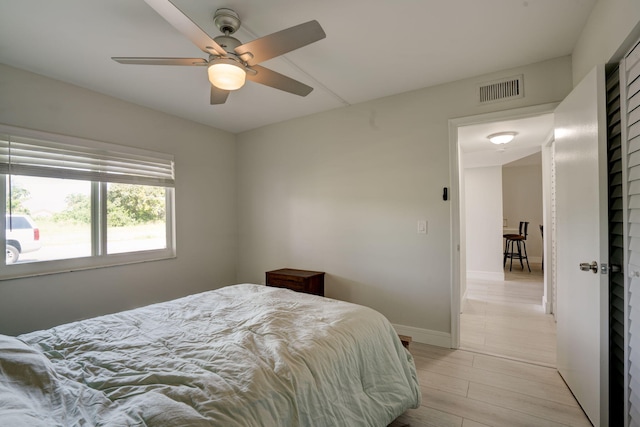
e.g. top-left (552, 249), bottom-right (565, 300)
top-left (458, 151), bottom-right (467, 302)
top-left (502, 163), bottom-right (544, 264)
top-left (236, 56), bottom-right (573, 344)
top-left (572, 0), bottom-right (640, 84)
top-left (0, 64), bottom-right (238, 335)
top-left (464, 167), bottom-right (504, 281)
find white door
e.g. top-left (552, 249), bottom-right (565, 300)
top-left (554, 65), bottom-right (609, 426)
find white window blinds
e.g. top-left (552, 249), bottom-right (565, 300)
top-left (0, 125), bottom-right (175, 187)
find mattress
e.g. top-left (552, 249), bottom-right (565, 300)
top-left (0, 283), bottom-right (421, 426)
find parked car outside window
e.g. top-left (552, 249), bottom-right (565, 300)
top-left (6, 214), bottom-right (41, 264)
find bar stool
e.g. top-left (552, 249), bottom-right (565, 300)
top-left (503, 221), bottom-right (531, 272)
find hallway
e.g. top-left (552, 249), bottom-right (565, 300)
top-left (460, 263), bottom-right (556, 367)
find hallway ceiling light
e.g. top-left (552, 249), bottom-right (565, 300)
top-left (487, 131), bottom-right (517, 145)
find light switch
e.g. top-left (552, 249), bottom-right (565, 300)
top-left (417, 220), bottom-right (427, 234)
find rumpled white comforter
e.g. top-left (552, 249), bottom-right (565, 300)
top-left (0, 284), bottom-right (421, 426)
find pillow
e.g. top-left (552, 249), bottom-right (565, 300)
top-left (0, 334), bottom-right (55, 390)
top-left (0, 334), bottom-right (127, 425)
top-left (0, 334), bottom-right (56, 426)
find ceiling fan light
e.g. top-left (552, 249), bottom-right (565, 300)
top-left (487, 131), bottom-right (517, 145)
top-left (208, 60), bottom-right (246, 91)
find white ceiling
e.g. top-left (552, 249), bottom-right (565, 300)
top-left (459, 114), bottom-right (554, 168)
top-left (0, 0), bottom-right (596, 134)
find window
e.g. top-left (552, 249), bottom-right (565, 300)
top-left (0, 125), bottom-right (175, 279)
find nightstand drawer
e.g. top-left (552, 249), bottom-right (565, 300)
top-left (266, 268), bottom-right (325, 296)
top-left (268, 277), bottom-right (307, 291)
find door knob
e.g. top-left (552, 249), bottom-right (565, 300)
top-left (579, 261), bottom-right (598, 274)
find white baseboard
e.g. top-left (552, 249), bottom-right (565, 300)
top-left (466, 270), bottom-right (504, 281)
top-left (542, 295), bottom-right (553, 315)
top-left (392, 324), bottom-right (452, 348)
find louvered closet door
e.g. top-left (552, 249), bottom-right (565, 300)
top-left (625, 40), bottom-right (640, 427)
top-left (607, 64), bottom-right (625, 427)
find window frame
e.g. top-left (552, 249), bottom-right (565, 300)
top-left (0, 124), bottom-right (176, 280)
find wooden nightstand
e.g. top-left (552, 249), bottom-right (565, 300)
top-left (399, 335), bottom-right (412, 348)
top-left (266, 268), bottom-right (325, 296)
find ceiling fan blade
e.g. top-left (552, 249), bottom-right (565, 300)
top-left (247, 65), bottom-right (313, 97)
top-left (112, 57), bottom-right (208, 66)
top-left (235, 20), bottom-right (326, 66)
top-left (210, 85), bottom-right (230, 105)
top-left (144, 0), bottom-right (226, 56)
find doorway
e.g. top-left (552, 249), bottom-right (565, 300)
top-left (461, 148), bottom-right (554, 366)
top-left (450, 60), bottom-right (630, 425)
top-left (448, 103), bottom-right (558, 356)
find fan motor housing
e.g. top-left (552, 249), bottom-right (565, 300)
top-left (213, 35), bottom-right (242, 54)
top-left (214, 8), bottom-right (241, 34)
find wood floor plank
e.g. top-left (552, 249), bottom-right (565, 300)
top-left (480, 301), bottom-right (544, 314)
top-left (479, 322), bottom-right (555, 339)
top-left (414, 353), bottom-right (577, 406)
top-left (461, 315), bottom-right (486, 329)
top-left (420, 385), bottom-right (569, 427)
top-left (480, 337), bottom-right (553, 352)
top-left (467, 382), bottom-right (591, 426)
top-left (462, 420), bottom-right (492, 427)
top-left (460, 333), bottom-right (485, 347)
top-left (482, 328), bottom-right (555, 347)
top-left (460, 343), bottom-right (556, 368)
top-left (471, 354), bottom-right (565, 387)
top-left (389, 404), bottom-right (463, 427)
top-left (480, 310), bottom-right (554, 325)
top-left (410, 343), bottom-right (475, 366)
top-left (462, 300), bottom-right (487, 315)
top-left (461, 336), bottom-right (556, 367)
top-left (418, 370), bottom-right (470, 396)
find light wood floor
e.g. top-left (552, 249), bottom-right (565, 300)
top-left (460, 262), bottom-right (556, 367)
top-left (390, 342), bottom-right (591, 427)
top-left (390, 262), bottom-right (591, 426)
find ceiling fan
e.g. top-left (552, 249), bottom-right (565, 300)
top-left (112, 0), bottom-right (326, 105)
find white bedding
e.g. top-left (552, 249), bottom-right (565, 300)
top-left (0, 284), bottom-right (421, 426)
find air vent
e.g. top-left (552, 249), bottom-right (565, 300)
top-left (478, 75), bottom-right (524, 104)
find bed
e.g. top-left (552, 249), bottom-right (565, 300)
top-left (0, 283), bottom-right (421, 426)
